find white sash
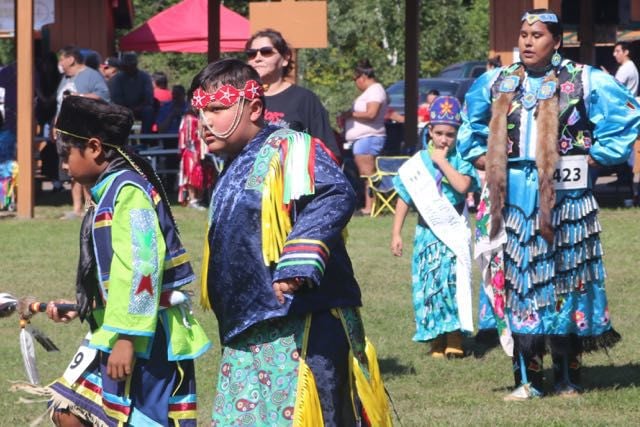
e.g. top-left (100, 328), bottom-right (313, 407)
top-left (398, 153), bottom-right (474, 333)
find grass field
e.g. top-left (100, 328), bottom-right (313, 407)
top-left (1, 200), bottom-right (639, 426)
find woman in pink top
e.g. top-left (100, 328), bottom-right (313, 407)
top-left (340, 59), bottom-right (388, 215)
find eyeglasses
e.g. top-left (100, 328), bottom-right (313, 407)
top-left (245, 46), bottom-right (277, 60)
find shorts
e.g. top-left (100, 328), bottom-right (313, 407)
top-left (352, 135), bottom-right (385, 156)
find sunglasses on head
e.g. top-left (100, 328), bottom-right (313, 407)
top-left (245, 46), bottom-right (276, 60)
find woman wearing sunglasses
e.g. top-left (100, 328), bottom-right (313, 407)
top-left (245, 29), bottom-right (341, 161)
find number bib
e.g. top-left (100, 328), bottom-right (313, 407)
top-left (62, 332), bottom-right (98, 385)
top-left (552, 155), bottom-right (588, 190)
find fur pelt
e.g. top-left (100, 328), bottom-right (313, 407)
top-left (535, 72), bottom-right (560, 243)
top-left (486, 67), bottom-right (524, 239)
top-left (486, 66), bottom-right (560, 244)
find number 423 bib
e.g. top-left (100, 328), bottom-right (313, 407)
top-left (553, 155), bottom-right (588, 190)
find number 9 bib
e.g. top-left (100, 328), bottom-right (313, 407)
top-left (62, 332), bottom-right (98, 385)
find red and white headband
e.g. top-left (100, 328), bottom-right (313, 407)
top-left (191, 80), bottom-right (263, 110)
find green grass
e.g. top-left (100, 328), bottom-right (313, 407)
top-left (1, 203), bottom-right (639, 426)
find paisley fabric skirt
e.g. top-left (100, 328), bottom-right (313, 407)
top-left (211, 309), bottom-right (368, 427)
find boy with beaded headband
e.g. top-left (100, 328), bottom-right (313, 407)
top-left (45, 96), bottom-right (210, 426)
top-left (195, 59), bottom-right (391, 426)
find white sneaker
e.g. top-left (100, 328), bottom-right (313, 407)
top-left (503, 383), bottom-right (543, 401)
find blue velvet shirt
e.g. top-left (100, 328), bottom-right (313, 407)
top-left (206, 126), bottom-right (361, 344)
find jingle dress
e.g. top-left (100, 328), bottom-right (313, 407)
top-left (458, 60), bottom-right (640, 350)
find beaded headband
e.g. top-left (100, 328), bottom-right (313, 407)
top-left (521, 12), bottom-right (559, 25)
top-left (191, 80), bottom-right (263, 110)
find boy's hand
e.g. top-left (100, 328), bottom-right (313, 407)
top-left (272, 278), bottom-right (304, 304)
top-left (391, 235), bottom-right (403, 257)
top-left (107, 336), bottom-right (135, 381)
top-left (46, 300), bottom-right (79, 323)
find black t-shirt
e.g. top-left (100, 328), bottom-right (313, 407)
top-left (263, 85), bottom-right (340, 161)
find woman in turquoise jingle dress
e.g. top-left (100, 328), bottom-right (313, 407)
top-left (458, 8), bottom-right (640, 399)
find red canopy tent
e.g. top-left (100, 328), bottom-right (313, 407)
top-left (119, 0), bottom-right (249, 53)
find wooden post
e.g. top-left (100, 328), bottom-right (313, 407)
top-left (208, 0), bottom-right (221, 62)
top-left (16, 0), bottom-right (35, 218)
top-left (404, 0), bottom-right (419, 151)
top-left (578, 0), bottom-right (594, 65)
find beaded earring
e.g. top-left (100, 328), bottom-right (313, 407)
top-left (551, 50), bottom-right (562, 67)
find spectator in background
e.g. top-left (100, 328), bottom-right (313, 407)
top-left (387, 89), bottom-right (440, 129)
top-left (110, 52), bottom-right (154, 133)
top-left (340, 59), bottom-right (388, 215)
top-left (152, 71), bottom-right (172, 104)
top-left (612, 41), bottom-right (640, 199)
top-left (612, 41), bottom-right (639, 96)
top-left (177, 104), bottom-right (213, 210)
top-left (99, 57), bottom-right (120, 82)
top-left (35, 53), bottom-right (62, 185)
top-left (156, 85), bottom-right (187, 134)
top-left (81, 49), bottom-right (102, 71)
top-left (55, 45), bottom-right (110, 218)
top-left (245, 28), bottom-right (341, 160)
top-left (0, 62), bottom-right (17, 134)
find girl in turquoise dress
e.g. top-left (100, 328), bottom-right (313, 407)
top-left (391, 96), bottom-right (480, 358)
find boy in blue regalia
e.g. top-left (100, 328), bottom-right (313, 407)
top-left (194, 59), bottom-right (391, 426)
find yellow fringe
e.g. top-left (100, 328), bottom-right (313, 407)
top-left (293, 315), bottom-right (324, 427)
top-left (261, 155), bottom-right (292, 266)
top-left (200, 227), bottom-right (211, 309)
top-left (352, 339), bottom-right (393, 427)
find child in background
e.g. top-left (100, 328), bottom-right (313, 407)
top-left (194, 59), bottom-right (391, 426)
top-left (177, 106), bottom-right (214, 209)
top-left (391, 96), bottom-right (480, 358)
top-left (45, 96), bottom-right (210, 426)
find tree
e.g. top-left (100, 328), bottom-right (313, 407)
top-left (298, 0), bottom-right (489, 119)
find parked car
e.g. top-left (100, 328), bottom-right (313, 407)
top-left (438, 61), bottom-right (487, 79)
top-left (386, 77), bottom-right (475, 116)
top-left (384, 77), bottom-right (475, 154)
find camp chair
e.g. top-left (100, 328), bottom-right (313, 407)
top-left (366, 156), bottom-right (409, 217)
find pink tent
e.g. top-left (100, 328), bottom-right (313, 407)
top-left (119, 0), bottom-right (249, 53)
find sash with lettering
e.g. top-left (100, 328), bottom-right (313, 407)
top-left (474, 184), bottom-right (514, 356)
top-left (398, 153), bottom-right (473, 334)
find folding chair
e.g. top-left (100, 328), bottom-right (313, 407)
top-left (366, 156), bottom-right (409, 217)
